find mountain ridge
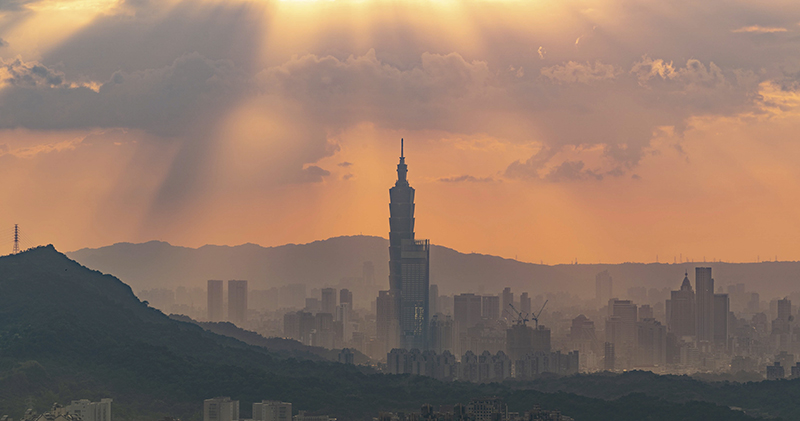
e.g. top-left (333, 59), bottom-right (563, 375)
top-left (68, 236), bottom-right (800, 299)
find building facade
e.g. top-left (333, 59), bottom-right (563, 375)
top-left (207, 280), bottom-right (224, 322)
top-left (388, 140), bottom-right (430, 350)
top-left (228, 280), bottom-right (248, 325)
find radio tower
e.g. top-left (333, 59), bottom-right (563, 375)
top-left (12, 224), bottom-right (19, 254)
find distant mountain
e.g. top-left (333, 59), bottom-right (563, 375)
top-left (69, 236), bottom-right (800, 299)
top-left (0, 246), bottom-right (766, 421)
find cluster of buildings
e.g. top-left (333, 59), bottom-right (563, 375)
top-left (138, 141), bottom-right (800, 382)
top-left (376, 397), bottom-right (572, 421)
top-left (4, 399), bottom-right (112, 421)
top-left (204, 398), bottom-right (335, 421)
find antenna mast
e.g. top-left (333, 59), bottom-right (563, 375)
top-left (12, 224), bottom-right (19, 254)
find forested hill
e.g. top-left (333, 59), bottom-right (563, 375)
top-left (69, 236), bottom-right (800, 298)
top-left (0, 246), bottom-right (766, 421)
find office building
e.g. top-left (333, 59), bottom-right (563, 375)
top-left (454, 293), bottom-right (483, 332)
top-left (604, 342), bottom-right (615, 371)
top-left (388, 140), bottom-right (431, 350)
top-left (340, 289), bottom-right (353, 308)
top-left (482, 295), bottom-right (500, 321)
top-left (695, 267), bottom-right (715, 342)
top-left (363, 261), bottom-right (375, 286)
top-left (65, 399), bottom-right (112, 421)
top-left (502, 287), bottom-right (513, 320)
top-left (204, 397), bottom-right (239, 421)
top-left (519, 292), bottom-right (531, 315)
top-left (253, 401), bottom-right (292, 421)
top-left (429, 284), bottom-right (439, 315)
top-left (636, 319), bottom-right (667, 367)
top-left (666, 272), bottom-right (695, 337)
top-left (713, 293), bottom-right (729, 348)
top-left (596, 271), bottom-right (613, 306)
top-left (228, 280), bottom-right (248, 325)
top-left (207, 280), bottom-right (224, 322)
top-left (429, 313), bottom-right (455, 354)
top-left (321, 288), bottom-right (337, 315)
top-left (376, 290), bottom-right (400, 352)
top-left (466, 397), bottom-right (508, 421)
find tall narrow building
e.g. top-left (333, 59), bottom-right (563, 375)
top-left (228, 280), bottom-right (248, 325)
top-left (388, 139), bottom-right (430, 350)
top-left (666, 272), bottom-right (695, 338)
top-left (695, 267), bottom-right (715, 342)
top-left (207, 280), bottom-right (224, 322)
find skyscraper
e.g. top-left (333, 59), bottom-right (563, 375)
top-left (363, 261), bottom-right (375, 286)
top-left (429, 284), bottom-right (439, 315)
top-left (596, 270), bottom-right (613, 306)
top-left (695, 267), bottom-right (715, 342)
top-left (388, 139), bottom-right (430, 350)
top-left (519, 292), bottom-right (531, 315)
top-left (501, 287), bottom-right (514, 320)
top-left (228, 280), bottom-right (248, 325)
top-left (454, 293), bottom-right (483, 332)
top-left (321, 287), bottom-right (337, 315)
top-left (376, 290), bottom-right (400, 352)
top-left (713, 293), bottom-right (729, 348)
top-left (666, 272), bottom-right (695, 337)
top-left (482, 295), bottom-right (500, 321)
top-left (207, 280), bottom-right (223, 322)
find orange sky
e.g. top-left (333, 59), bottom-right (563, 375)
top-left (1, 0), bottom-right (800, 263)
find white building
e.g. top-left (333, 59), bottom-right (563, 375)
top-left (204, 397), bottom-right (240, 421)
top-left (65, 399), bottom-right (112, 421)
top-left (253, 401), bottom-right (292, 421)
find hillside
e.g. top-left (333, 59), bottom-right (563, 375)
top-left (0, 246), bottom-right (768, 421)
top-left (68, 236), bottom-right (800, 299)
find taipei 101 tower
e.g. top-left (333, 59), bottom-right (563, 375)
top-left (388, 139), bottom-right (430, 350)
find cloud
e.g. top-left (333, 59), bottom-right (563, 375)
top-left (538, 46), bottom-right (546, 59)
top-left (540, 61), bottom-right (618, 84)
top-left (0, 39), bottom-right (8, 48)
top-left (1, 58), bottom-right (65, 87)
top-left (732, 26), bottom-right (788, 33)
top-left (294, 165), bottom-right (330, 183)
top-left (0, 53), bottom-right (245, 135)
top-left (438, 175), bottom-right (495, 183)
top-left (0, 0), bottom-right (36, 11)
top-left (338, 161), bottom-right (353, 167)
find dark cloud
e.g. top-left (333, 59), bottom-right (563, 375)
top-left (1, 58), bottom-right (64, 87)
top-left (338, 161), bottom-right (353, 167)
top-left (0, 53), bottom-right (245, 135)
top-left (0, 0), bottom-right (36, 11)
top-left (0, 38), bottom-right (8, 48)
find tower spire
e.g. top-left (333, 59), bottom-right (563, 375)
top-left (401, 138), bottom-right (404, 158)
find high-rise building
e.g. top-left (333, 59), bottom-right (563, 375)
top-left (376, 290), bottom-right (399, 352)
top-left (695, 267), bottom-right (715, 342)
top-left (228, 280), bottom-right (248, 325)
top-left (532, 325), bottom-right (551, 353)
top-left (596, 271), bottom-right (613, 306)
top-left (636, 318), bottom-right (667, 367)
top-left (429, 313), bottom-right (454, 353)
top-left (482, 295), bottom-right (500, 321)
top-left (340, 289), bottom-right (353, 308)
top-left (519, 292), bottom-right (531, 315)
top-left (501, 287), bottom-right (514, 320)
top-left (388, 139), bottom-right (430, 350)
top-left (363, 261), bottom-right (375, 286)
top-left (713, 293), bottom-right (730, 348)
top-left (454, 293), bottom-right (483, 332)
top-left (606, 299), bottom-right (637, 368)
top-left (204, 397), bottom-right (239, 421)
top-left (207, 280), bottom-right (223, 322)
top-left (321, 288), bottom-right (337, 315)
top-left (253, 401), bottom-right (292, 421)
top-left (429, 284), bottom-right (439, 315)
top-left (604, 342), bottom-right (615, 371)
top-left (666, 272), bottom-right (695, 337)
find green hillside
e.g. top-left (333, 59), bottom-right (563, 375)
top-left (0, 246), bottom-right (769, 421)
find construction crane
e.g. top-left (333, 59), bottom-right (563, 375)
top-left (530, 300), bottom-right (548, 329)
top-left (506, 303), bottom-right (529, 326)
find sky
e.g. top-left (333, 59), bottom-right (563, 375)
top-left (1, 0), bottom-right (800, 264)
